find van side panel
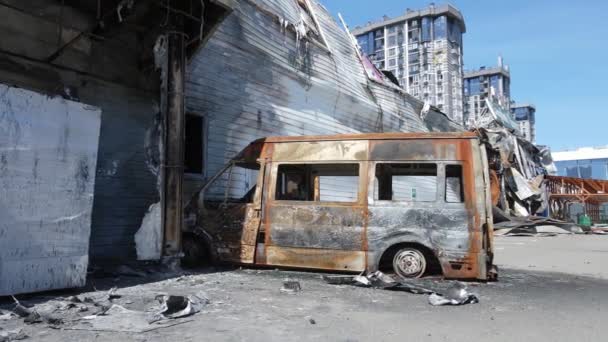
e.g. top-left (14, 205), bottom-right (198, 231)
top-left (365, 139), bottom-right (486, 279)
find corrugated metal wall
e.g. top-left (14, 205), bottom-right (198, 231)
top-left (87, 84), bottom-right (158, 262)
top-left (186, 0), bottom-right (431, 189)
top-left (0, 4), bottom-right (160, 264)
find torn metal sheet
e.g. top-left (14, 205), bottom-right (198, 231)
top-left (0, 328), bottom-right (27, 341)
top-left (493, 216), bottom-right (585, 236)
top-left (476, 121), bottom-right (551, 220)
top-left (428, 285), bottom-right (479, 306)
top-left (323, 271), bottom-right (479, 306)
top-left (0, 84), bottom-right (101, 296)
top-left (135, 202), bottom-right (162, 261)
top-left (150, 292), bottom-right (209, 322)
top-left (507, 168), bottom-right (540, 201)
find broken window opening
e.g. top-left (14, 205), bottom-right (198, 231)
top-left (185, 113), bottom-right (206, 175)
top-left (275, 164), bottom-right (360, 203)
top-left (446, 165), bottom-right (465, 203)
top-left (375, 163), bottom-right (438, 202)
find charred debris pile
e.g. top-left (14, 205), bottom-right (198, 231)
top-left (469, 98), bottom-right (574, 235)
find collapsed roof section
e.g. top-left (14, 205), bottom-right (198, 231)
top-left (470, 99), bottom-right (554, 222)
top-left (470, 98), bottom-right (520, 134)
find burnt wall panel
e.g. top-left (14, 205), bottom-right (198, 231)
top-left (186, 0), bottom-right (431, 199)
top-left (84, 83), bottom-right (158, 263)
top-left (0, 3), bottom-right (159, 264)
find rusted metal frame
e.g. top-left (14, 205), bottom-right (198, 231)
top-left (586, 179), bottom-right (603, 193)
top-left (479, 140), bottom-right (494, 263)
top-left (263, 132), bottom-right (479, 143)
top-left (360, 156), bottom-right (370, 269)
top-left (187, 160), bottom-right (235, 208)
top-left (258, 144), bottom-right (275, 265)
top-left (550, 194), bottom-right (608, 199)
top-left (458, 140), bottom-right (483, 279)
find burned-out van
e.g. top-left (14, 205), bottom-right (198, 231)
top-left (185, 132), bottom-right (496, 280)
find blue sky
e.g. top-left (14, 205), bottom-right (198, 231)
top-left (321, 0), bottom-right (608, 151)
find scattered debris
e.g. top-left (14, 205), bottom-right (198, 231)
top-left (69, 304), bottom-right (190, 333)
top-left (115, 265), bottom-right (148, 278)
top-left (107, 287), bottom-right (122, 300)
top-left (0, 310), bottom-right (15, 321)
top-left (0, 328), bottom-right (28, 342)
top-left (428, 283), bottom-right (480, 306)
top-left (321, 275), bottom-right (357, 285)
top-left (10, 296), bottom-right (55, 325)
top-left (11, 297), bottom-right (32, 318)
top-left (323, 272), bottom-right (479, 306)
top-left (280, 280), bottom-right (302, 294)
top-left (150, 292), bottom-right (209, 323)
top-left (592, 224), bottom-right (608, 234)
top-left (494, 215), bottom-right (586, 236)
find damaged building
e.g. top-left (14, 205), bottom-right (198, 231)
top-left (0, 0), bottom-right (231, 295)
top-left (0, 0), bottom-right (462, 295)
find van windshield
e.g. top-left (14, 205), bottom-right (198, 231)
top-left (203, 161), bottom-right (260, 204)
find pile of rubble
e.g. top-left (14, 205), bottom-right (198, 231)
top-left (469, 98), bottom-right (571, 235)
top-left (0, 285), bottom-right (209, 340)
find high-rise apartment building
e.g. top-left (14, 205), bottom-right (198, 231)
top-left (511, 103), bottom-right (536, 143)
top-left (464, 58), bottom-right (511, 127)
top-left (352, 4), bottom-right (466, 124)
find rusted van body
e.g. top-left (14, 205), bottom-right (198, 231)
top-left (186, 132), bottom-right (495, 280)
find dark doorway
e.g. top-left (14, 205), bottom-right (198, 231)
top-left (185, 114), bottom-right (205, 174)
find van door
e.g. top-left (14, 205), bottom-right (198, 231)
top-left (262, 162), bottom-right (367, 271)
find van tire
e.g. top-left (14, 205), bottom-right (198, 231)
top-left (392, 247), bottom-right (427, 279)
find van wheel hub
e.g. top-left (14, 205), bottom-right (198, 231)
top-left (393, 248), bottom-right (426, 278)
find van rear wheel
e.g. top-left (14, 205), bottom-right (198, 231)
top-left (392, 248), bottom-right (427, 279)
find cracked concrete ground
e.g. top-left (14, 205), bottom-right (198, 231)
top-left (1, 234), bottom-right (607, 342)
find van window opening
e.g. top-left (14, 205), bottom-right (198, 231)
top-left (204, 162), bottom-right (259, 203)
top-left (375, 163), bottom-right (437, 202)
top-left (275, 164), bottom-right (359, 203)
top-left (445, 165), bottom-right (464, 203)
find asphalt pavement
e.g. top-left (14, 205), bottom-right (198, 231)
top-left (1, 234), bottom-right (606, 342)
